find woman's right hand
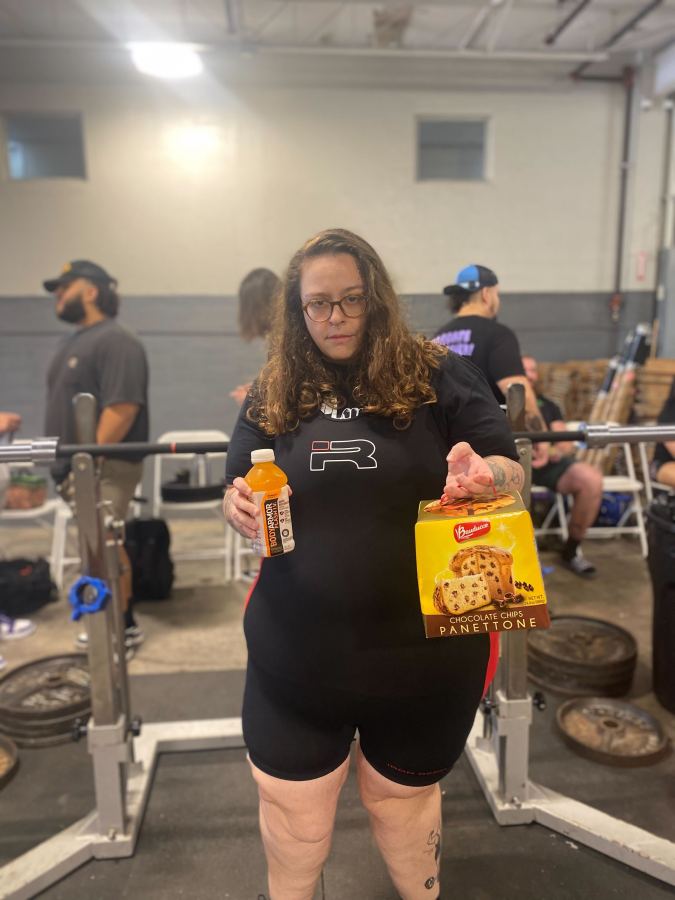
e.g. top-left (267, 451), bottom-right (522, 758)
top-left (223, 478), bottom-right (259, 539)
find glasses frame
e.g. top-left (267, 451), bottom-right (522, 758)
top-left (301, 295), bottom-right (368, 323)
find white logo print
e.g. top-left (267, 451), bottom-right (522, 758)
top-left (310, 439), bottom-right (377, 471)
top-left (320, 401), bottom-right (361, 420)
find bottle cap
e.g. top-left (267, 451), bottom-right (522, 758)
top-left (251, 449), bottom-right (275, 464)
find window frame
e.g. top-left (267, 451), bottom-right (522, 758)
top-left (415, 115), bottom-right (492, 183)
top-left (2, 111), bottom-right (87, 181)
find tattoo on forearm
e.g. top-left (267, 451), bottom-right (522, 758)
top-left (487, 458), bottom-right (525, 492)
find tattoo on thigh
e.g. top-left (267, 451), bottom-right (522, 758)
top-left (423, 823), bottom-right (442, 890)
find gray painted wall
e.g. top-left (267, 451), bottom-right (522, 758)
top-left (1, 290), bottom-right (655, 446)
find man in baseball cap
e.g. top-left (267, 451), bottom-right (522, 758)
top-left (43, 259), bottom-right (149, 654)
top-left (433, 263), bottom-right (549, 468)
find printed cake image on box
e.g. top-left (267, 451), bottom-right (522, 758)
top-left (415, 492), bottom-right (550, 638)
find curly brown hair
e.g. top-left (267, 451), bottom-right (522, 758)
top-left (247, 228), bottom-right (447, 435)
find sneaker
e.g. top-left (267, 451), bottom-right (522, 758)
top-left (562, 551), bottom-right (596, 579)
top-left (0, 614), bottom-right (36, 641)
top-left (75, 624), bottom-right (145, 651)
top-left (124, 624), bottom-right (145, 648)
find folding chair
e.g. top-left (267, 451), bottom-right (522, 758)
top-left (151, 430), bottom-right (237, 583)
top-left (531, 485), bottom-right (568, 541)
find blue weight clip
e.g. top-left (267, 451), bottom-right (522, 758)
top-left (68, 575), bottom-right (111, 621)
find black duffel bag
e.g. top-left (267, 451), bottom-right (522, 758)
top-left (124, 518), bottom-right (175, 601)
top-left (0, 558), bottom-right (59, 618)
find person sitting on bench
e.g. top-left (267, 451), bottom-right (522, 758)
top-left (523, 356), bottom-right (602, 578)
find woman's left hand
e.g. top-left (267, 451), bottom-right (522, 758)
top-left (443, 441), bottom-right (495, 500)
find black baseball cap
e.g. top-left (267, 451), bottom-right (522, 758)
top-left (443, 264), bottom-right (498, 295)
top-left (43, 260), bottom-right (116, 293)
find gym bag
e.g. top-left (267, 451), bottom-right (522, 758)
top-left (0, 558), bottom-right (59, 617)
top-left (124, 518), bottom-right (175, 601)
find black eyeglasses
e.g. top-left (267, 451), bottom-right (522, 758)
top-left (302, 295), bottom-right (368, 323)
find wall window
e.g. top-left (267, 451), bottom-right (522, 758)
top-left (4, 114), bottom-right (86, 180)
top-left (417, 119), bottom-right (486, 181)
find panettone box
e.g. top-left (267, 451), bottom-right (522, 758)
top-left (415, 491), bottom-right (550, 638)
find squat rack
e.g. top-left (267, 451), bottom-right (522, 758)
top-left (0, 389), bottom-right (674, 898)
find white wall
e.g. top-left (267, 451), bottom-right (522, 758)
top-left (0, 78), bottom-right (666, 296)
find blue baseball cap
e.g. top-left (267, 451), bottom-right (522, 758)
top-left (443, 264), bottom-right (498, 295)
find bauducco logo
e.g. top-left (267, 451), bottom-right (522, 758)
top-left (454, 521), bottom-right (490, 542)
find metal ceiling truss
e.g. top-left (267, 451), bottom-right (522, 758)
top-left (0, 0), bottom-right (672, 79)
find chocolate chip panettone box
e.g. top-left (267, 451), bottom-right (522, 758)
top-left (415, 492), bottom-right (550, 638)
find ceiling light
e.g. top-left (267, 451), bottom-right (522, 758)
top-left (128, 43), bottom-right (203, 79)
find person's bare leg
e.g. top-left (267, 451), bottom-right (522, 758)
top-left (118, 545), bottom-right (132, 614)
top-left (357, 747), bottom-right (442, 900)
top-left (656, 461), bottom-right (675, 488)
top-left (558, 462), bottom-right (603, 541)
top-left (250, 756), bottom-right (349, 900)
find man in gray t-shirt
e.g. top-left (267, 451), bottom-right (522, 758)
top-left (43, 259), bottom-right (149, 655)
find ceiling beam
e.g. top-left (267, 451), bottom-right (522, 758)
top-left (0, 36), bottom-right (609, 64)
top-left (458, 0), bottom-right (505, 52)
top-left (572, 0), bottom-right (664, 78)
top-left (486, 0), bottom-right (513, 53)
top-left (545, 0), bottom-right (594, 46)
top-left (598, 0), bottom-right (664, 50)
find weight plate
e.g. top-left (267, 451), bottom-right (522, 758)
top-left (556, 697), bottom-right (670, 766)
top-left (528, 658), bottom-right (632, 698)
top-left (0, 655), bottom-right (90, 721)
top-left (4, 729), bottom-right (77, 749)
top-left (0, 709), bottom-right (89, 739)
top-left (528, 616), bottom-right (637, 673)
top-left (0, 735), bottom-right (19, 789)
top-left (528, 662), bottom-right (632, 698)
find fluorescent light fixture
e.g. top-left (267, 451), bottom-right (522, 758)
top-left (128, 43), bottom-right (203, 79)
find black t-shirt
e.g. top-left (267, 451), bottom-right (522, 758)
top-left (654, 377), bottom-right (675, 466)
top-left (537, 396), bottom-right (563, 429)
top-left (45, 319), bottom-right (149, 482)
top-left (433, 315), bottom-right (525, 403)
top-left (226, 353), bottom-right (518, 697)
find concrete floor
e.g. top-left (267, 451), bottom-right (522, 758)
top-left (0, 519), bottom-right (674, 898)
top-left (0, 519), bottom-right (250, 674)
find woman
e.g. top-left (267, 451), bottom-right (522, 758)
top-left (230, 267), bottom-right (281, 405)
top-left (224, 229), bottom-right (523, 900)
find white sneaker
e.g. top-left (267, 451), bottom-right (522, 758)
top-left (562, 550), bottom-right (597, 579)
top-left (0, 614), bottom-right (36, 641)
top-left (76, 624), bottom-right (144, 651)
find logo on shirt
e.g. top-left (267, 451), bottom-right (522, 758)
top-left (67, 356), bottom-right (78, 369)
top-left (320, 401), bottom-right (361, 420)
top-left (435, 328), bottom-right (474, 357)
top-left (310, 439), bottom-right (377, 471)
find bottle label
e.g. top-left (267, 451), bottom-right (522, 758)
top-left (251, 485), bottom-right (295, 557)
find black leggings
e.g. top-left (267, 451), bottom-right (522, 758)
top-left (242, 659), bottom-right (486, 787)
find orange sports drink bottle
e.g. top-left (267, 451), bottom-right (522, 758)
top-left (245, 449), bottom-right (295, 557)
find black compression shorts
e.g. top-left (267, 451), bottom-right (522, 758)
top-left (242, 659), bottom-right (485, 787)
top-left (531, 455), bottom-right (575, 492)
